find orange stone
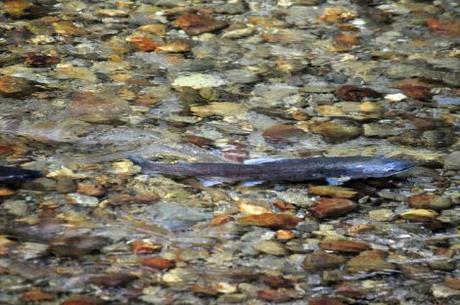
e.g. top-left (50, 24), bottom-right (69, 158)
top-left (131, 240), bottom-right (162, 254)
top-left (141, 256), bottom-right (175, 270)
top-left (156, 40), bottom-right (191, 53)
top-left (276, 229), bottom-right (295, 240)
top-left (273, 200), bottom-right (295, 211)
top-left (335, 32), bottom-right (360, 46)
top-left (309, 297), bottom-right (345, 305)
top-left (445, 277), bottom-right (460, 290)
top-left (130, 36), bottom-right (159, 52)
top-left (426, 18), bottom-right (460, 36)
top-left (209, 214), bottom-right (233, 226)
top-left (257, 289), bottom-right (298, 302)
top-left (262, 124), bottom-right (305, 143)
top-left (310, 198), bottom-right (357, 218)
top-left (319, 239), bottom-right (371, 253)
top-left (400, 84), bottom-right (432, 100)
top-left (0, 187), bottom-right (16, 197)
top-left (60, 297), bottom-right (101, 305)
top-left (238, 213), bottom-right (301, 229)
top-left (77, 183), bottom-right (106, 197)
top-left (22, 288), bottom-right (54, 302)
top-left (175, 13), bottom-right (228, 36)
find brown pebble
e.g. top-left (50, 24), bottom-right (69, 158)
top-left (309, 297), bottom-right (345, 305)
top-left (308, 185), bottom-right (357, 198)
top-left (238, 213), bottom-right (300, 229)
top-left (334, 32), bottom-right (360, 46)
top-left (22, 288), bottom-right (54, 302)
top-left (335, 85), bottom-right (381, 101)
top-left (175, 13), bottom-right (228, 36)
top-left (444, 277), bottom-right (460, 290)
top-left (400, 84), bottom-right (432, 100)
top-left (156, 40), bottom-right (191, 53)
top-left (191, 284), bottom-right (220, 297)
top-left (426, 18), bottom-right (460, 36)
top-left (347, 224), bottom-right (375, 235)
top-left (256, 289), bottom-right (298, 302)
top-left (184, 134), bottom-right (215, 148)
top-left (276, 229), bottom-right (295, 240)
top-left (77, 183), bottom-right (106, 197)
top-left (89, 273), bottom-right (137, 287)
top-left (303, 251), bottom-right (346, 271)
top-left (335, 282), bottom-right (368, 299)
top-left (319, 239), bottom-right (371, 253)
top-left (130, 240), bottom-right (162, 254)
top-left (346, 250), bottom-right (394, 272)
top-left (130, 36), bottom-right (160, 52)
top-left (408, 193), bottom-right (452, 210)
top-left (49, 235), bottom-right (110, 257)
top-left (24, 53), bottom-right (60, 67)
top-left (262, 274), bottom-right (294, 288)
top-left (69, 91), bottom-right (129, 123)
top-left (273, 200), bottom-right (295, 211)
top-left (0, 76), bottom-right (34, 97)
top-left (0, 187), bottom-right (16, 197)
top-left (262, 124), bottom-right (305, 143)
top-left (141, 256), bottom-right (175, 270)
top-left (309, 121), bottom-right (362, 143)
top-left (309, 198), bottom-right (357, 218)
top-left (60, 296), bottom-right (102, 305)
top-left (210, 214), bottom-right (233, 226)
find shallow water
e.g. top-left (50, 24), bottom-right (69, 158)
top-left (0, 0), bottom-right (459, 304)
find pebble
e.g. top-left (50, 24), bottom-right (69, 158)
top-left (408, 193), bottom-right (452, 210)
top-left (253, 240), bottom-right (288, 256)
top-left (0, 76), bottom-right (34, 97)
top-left (69, 91), bottom-right (130, 123)
top-left (238, 213), bottom-right (301, 229)
top-left (400, 209), bottom-right (439, 220)
top-left (190, 102), bottom-right (247, 117)
top-left (141, 257), bottom-right (176, 270)
top-left (175, 13), bottom-right (228, 36)
top-left (309, 297), bottom-right (345, 305)
top-left (2, 200), bottom-right (28, 216)
top-left (384, 93), bottom-right (407, 102)
top-left (319, 239), bottom-right (371, 253)
top-left (363, 123), bottom-right (403, 137)
top-left (346, 250), bottom-right (394, 272)
top-left (369, 208), bottom-right (396, 221)
top-left (49, 235), bottom-right (110, 257)
top-left (432, 283), bottom-right (460, 298)
top-left (21, 289), bottom-right (54, 302)
top-left (309, 121), bottom-right (362, 143)
top-left (303, 251), bottom-right (346, 271)
top-left (308, 185), bottom-right (357, 198)
top-left (309, 198), bottom-right (357, 218)
top-left (173, 73), bottom-right (226, 89)
top-left (66, 193), bottom-right (99, 207)
top-left (335, 85), bottom-right (381, 101)
top-left (444, 151), bottom-right (460, 170)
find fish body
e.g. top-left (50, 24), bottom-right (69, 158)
top-left (129, 156), bottom-right (414, 184)
top-left (0, 166), bottom-right (42, 184)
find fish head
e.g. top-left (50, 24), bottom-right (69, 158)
top-left (362, 157), bottom-right (415, 177)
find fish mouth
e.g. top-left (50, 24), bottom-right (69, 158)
top-left (386, 159), bottom-right (415, 175)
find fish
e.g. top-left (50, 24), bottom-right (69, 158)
top-left (128, 156), bottom-right (414, 185)
top-left (0, 166), bottom-right (42, 184)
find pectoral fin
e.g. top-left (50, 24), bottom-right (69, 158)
top-left (326, 176), bottom-right (351, 186)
